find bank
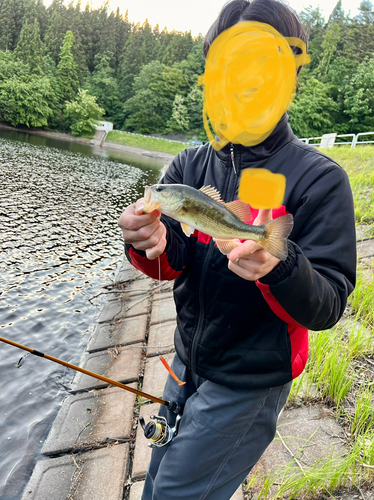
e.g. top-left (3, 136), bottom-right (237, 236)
top-left (0, 123), bottom-right (177, 165)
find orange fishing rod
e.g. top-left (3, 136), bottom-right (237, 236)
top-left (0, 335), bottom-right (181, 415)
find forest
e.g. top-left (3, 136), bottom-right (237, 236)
top-left (0, 0), bottom-right (374, 140)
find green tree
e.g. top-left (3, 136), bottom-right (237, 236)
top-left (0, 75), bottom-right (55, 127)
top-left (166, 94), bottom-right (189, 132)
top-left (288, 76), bottom-right (338, 138)
top-left (87, 51), bottom-right (122, 126)
top-left (14, 18), bottom-right (45, 75)
top-left (343, 57), bottom-right (374, 132)
top-left (123, 89), bottom-right (167, 133)
top-left (316, 23), bottom-right (341, 78)
top-left (57, 30), bottom-right (79, 103)
top-left (44, 0), bottom-right (68, 65)
top-left (0, 0), bottom-right (16, 51)
top-left (64, 88), bottom-right (104, 136)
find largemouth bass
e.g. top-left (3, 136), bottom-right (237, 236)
top-left (143, 184), bottom-right (293, 261)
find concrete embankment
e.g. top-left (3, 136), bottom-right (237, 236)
top-left (20, 241), bottom-right (374, 499)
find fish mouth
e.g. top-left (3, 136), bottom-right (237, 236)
top-left (143, 186), bottom-right (160, 213)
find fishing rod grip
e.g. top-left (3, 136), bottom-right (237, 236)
top-left (165, 400), bottom-right (183, 414)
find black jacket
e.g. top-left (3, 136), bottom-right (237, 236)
top-left (126, 115), bottom-right (356, 389)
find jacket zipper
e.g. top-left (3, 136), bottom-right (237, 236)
top-left (230, 143), bottom-right (237, 175)
top-left (190, 145), bottom-right (239, 372)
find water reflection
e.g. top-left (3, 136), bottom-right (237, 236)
top-left (0, 132), bottom-right (163, 499)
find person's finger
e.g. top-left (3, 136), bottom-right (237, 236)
top-left (145, 226), bottom-right (167, 260)
top-left (253, 208), bottom-right (273, 226)
top-left (227, 239), bottom-right (263, 262)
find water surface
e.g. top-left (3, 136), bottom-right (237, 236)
top-left (0, 131), bottom-right (165, 499)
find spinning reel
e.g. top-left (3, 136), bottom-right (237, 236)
top-left (139, 413), bottom-right (183, 448)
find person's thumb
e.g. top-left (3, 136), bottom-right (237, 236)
top-left (253, 209), bottom-right (273, 226)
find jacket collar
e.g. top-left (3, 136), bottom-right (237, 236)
top-left (214, 114), bottom-right (295, 166)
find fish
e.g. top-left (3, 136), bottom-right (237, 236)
top-left (143, 183), bottom-right (293, 261)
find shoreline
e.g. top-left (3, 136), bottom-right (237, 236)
top-left (0, 123), bottom-right (176, 164)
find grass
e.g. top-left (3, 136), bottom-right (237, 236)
top-left (322, 146), bottom-right (374, 235)
top-left (106, 130), bottom-right (187, 156)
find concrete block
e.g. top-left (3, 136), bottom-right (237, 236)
top-left (142, 354), bottom-right (174, 400)
top-left (120, 294), bottom-right (151, 319)
top-left (21, 444), bottom-right (129, 500)
top-left (147, 320), bottom-right (176, 357)
top-left (72, 344), bottom-right (142, 392)
top-left (132, 403), bottom-right (158, 480)
top-left (129, 481), bottom-right (145, 500)
top-left (246, 406), bottom-right (346, 498)
top-left (231, 485), bottom-right (245, 500)
top-left (87, 315), bottom-right (147, 353)
top-left (357, 239), bottom-right (374, 259)
top-left (97, 299), bottom-right (122, 324)
top-left (42, 386), bottom-right (136, 455)
top-left (125, 277), bottom-right (153, 296)
top-left (150, 295), bottom-right (176, 325)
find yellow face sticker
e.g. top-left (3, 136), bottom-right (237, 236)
top-left (198, 21), bottom-right (310, 150)
top-left (238, 168), bottom-right (286, 209)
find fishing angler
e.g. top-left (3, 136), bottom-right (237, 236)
top-left (118, 1), bottom-right (356, 499)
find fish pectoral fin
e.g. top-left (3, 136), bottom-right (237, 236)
top-left (199, 185), bottom-right (223, 203)
top-left (214, 239), bottom-right (237, 255)
top-left (223, 200), bottom-right (252, 222)
top-left (180, 222), bottom-right (195, 237)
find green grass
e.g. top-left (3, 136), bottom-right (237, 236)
top-left (322, 146), bottom-right (374, 231)
top-left (254, 263), bottom-right (374, 498)
top-left (106, 130), bottom-right (187, 156)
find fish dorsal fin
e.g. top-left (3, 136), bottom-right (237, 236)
top-left (199, 185), bottom-right (222, 203)
top-left (224, 200), bottom-right (252, 222)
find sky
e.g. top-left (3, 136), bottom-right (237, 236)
top-left (54, 0), bottom-right (366, 36)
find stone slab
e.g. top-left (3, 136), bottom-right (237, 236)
top-left (42, 386), bottom-right (136, 455)
top-left (97, 299), bottom-right (122, 324)
top-left (87, 315), bottom-right (147, 353)
top-left (21, 444), bottom-right (129, 500)
top-left (147, 320), bottom-right (176, 357)
top-left (114, 261), bottom-right (140, 283)
top-left (124, 276), bottom-right (153, 297)
top-left (357, 238), bottom-right (374, 259)
top-left (142, 353), bottom-right (175, 400)
top-left (72, 344), bottom-right (142, 392)
top-left (246, 405), bottom-right (346, 498)
top-left (120, 294), bottom-right (151, 320)
top-left (132, 403), bottom-right (158, 480)
top-left (150, 295), bottom-right (176, 326)
top-left (129, 481), bottom-right (145, 500)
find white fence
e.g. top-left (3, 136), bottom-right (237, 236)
top-left (299, 132), bottom-right (374, 148)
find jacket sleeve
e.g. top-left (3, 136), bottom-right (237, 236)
top-left (257, 165), bottom-right (356, 331)
top-left (125, 151), bottom-right (196, 281)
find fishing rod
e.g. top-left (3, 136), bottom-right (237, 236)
top-left (0, 336), bottom-right (182, 448)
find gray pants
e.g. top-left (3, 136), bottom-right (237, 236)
top-left (142, 353), bottom-right (291, 500)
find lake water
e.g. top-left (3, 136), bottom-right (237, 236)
top-left (0, 130), bottom-right (165, 499)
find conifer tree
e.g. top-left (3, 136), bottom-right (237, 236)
top-left (14, 18), bottom-right (45, 75)
top-left (57, 30), bottom-right (79, 103)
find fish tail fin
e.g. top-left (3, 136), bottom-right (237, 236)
top-left (259, 214), bottom-right (294, 261)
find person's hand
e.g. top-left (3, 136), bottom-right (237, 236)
top-left (118, 198), bottom-right (167, 260)
top-left (227, 209), bottom-right (281, 281)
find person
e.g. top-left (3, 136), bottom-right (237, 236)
top-left (118, 1), bottom-right (356, 498)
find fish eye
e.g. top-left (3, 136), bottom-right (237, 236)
top-left (155, 185), bottom-right (163, 192)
